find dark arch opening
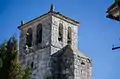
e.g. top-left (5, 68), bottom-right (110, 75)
top-left (26, 28), bottom-right (32, 47)
top-left (36, 23), bottom-right (42, 45)
top-left (67, 27), bottom-right (72, 45)
top-left (58, 23), bottom-right (63, 42)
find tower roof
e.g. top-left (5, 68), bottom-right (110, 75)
top-left (52, 45), bottom-right (89, 59)
top-left (18, 4), bottom-right (80, 30)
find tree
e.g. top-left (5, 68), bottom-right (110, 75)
top-left (8, 36), bottom-right (22, 79)
top-left (0, 41), bottom-right (8, 79)
top-left (22, 65), bottom-right (30, 79)
top-left (0, 36), bottom-right (30, 79)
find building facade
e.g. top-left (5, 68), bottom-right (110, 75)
top-left (18, 4), bottom-right (92, 79)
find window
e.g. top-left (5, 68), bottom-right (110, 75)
top-left (26, 28), bottom-right (32, 47)
top-left (31, 62), bottom-right (34, 68)
top-left (67, 27), bottom-right (72, 45)
top-left (81, 61), bottom-right (85, 65)
top-left (58, 23), bottom-right (63, 41)
top-left (36, 23), bottom-right (42, 45)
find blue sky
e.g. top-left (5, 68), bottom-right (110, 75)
top-left (0, 0), bottom-right (120, 79)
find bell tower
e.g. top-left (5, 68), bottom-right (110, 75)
top-left (18, 4), bottom-right (80, 79)
top-left (49, 4), bottom-right (79, 54)
top-left (18, 6), bottom-right (52, 79)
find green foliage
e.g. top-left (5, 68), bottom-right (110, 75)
top-left (46, 77), bottom-right (54, 79)
top-left (115, 0), bottom-right (118, 3)
top-left (22, 65), bottom-right (30, 79)
top-left (0, 36), bottom-right (30, 79)
top-left (0, 41), bottom-right (9, 79)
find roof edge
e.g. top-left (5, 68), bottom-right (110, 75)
top-left (18, 12), bottom-right (49, 30)
top-left (107, 1), bottom-right (119, 12)
top-left (51, 11), bottom-right (80, 24)
top-left (18, 11), bottom-right (80, 30)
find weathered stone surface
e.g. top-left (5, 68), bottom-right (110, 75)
top-left (18, 8), bottom-right (92, 79)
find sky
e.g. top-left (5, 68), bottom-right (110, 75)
top-left (0, 0), bottom-right (120, 79)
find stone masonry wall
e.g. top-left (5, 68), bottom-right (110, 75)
top-left (51, 16), bottom-right (78, 55)
top-left (19, 15), bottom-right (53, 79)
top-left (19, 12), bottom-right (92, 79)
top-left (74, 54), bottom-right (92, 79)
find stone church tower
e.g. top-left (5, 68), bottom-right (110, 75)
top-left (18, 4), bottom-right (92, 79)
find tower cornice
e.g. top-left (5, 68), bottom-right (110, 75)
top-left (18, 5), bottom-right (80, 30)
